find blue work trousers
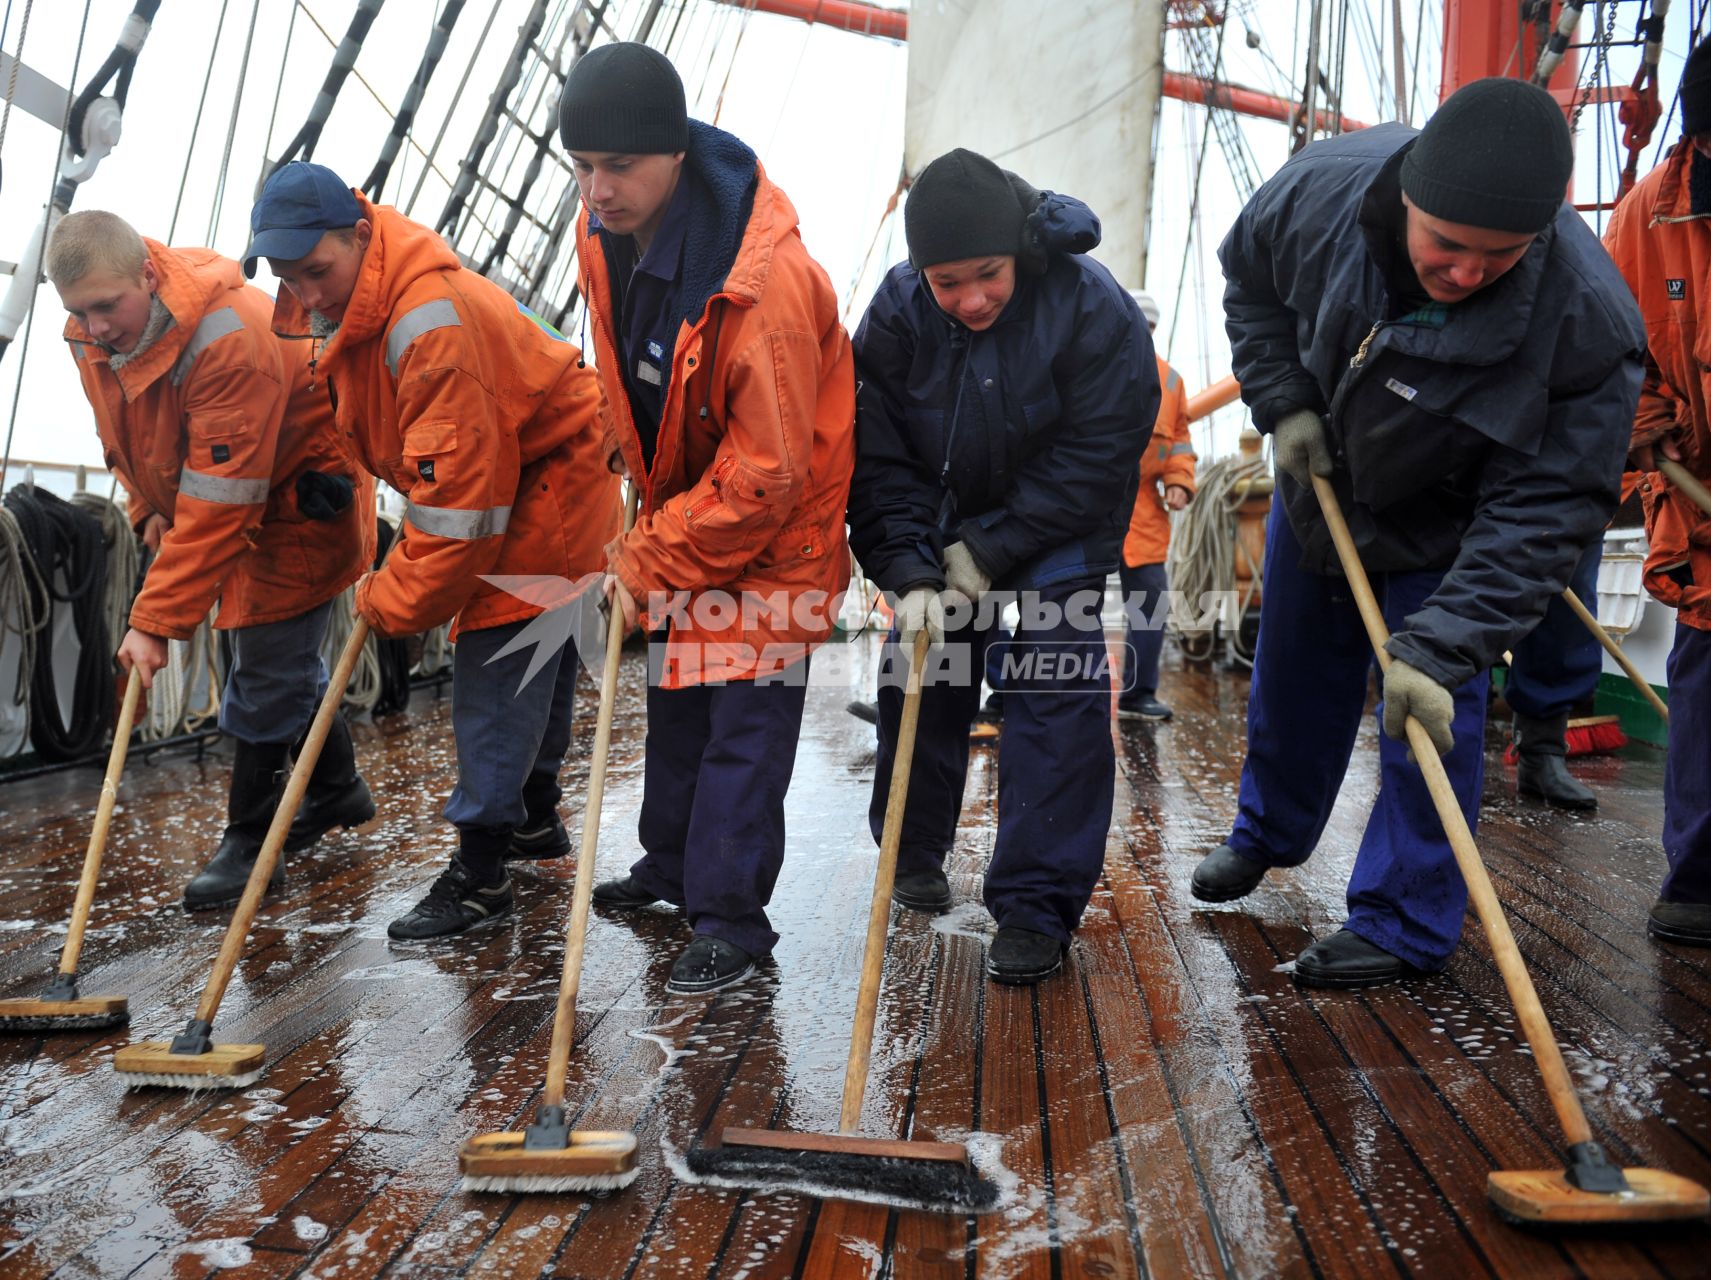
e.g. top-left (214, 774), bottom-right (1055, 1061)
top-left (1227, 507), bottom-right (1488, 971)
top-left (1505, 542), bottom-right (1602, 720)
top-left (1118, 561), bottom-right (1168, 701)
top-left (629, 658), bottom-right (810, 958)
top-left (872, 576), bottom-right (1115, 943)
top-left (1661, 623), bottom-right (1711, 903)
top-left (444, 618), bottom-right (581, 836)
top-left (220, 599), bottom-right (335, 745)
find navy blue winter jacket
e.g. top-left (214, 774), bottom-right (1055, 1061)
top-left (846, 193), bottom-right (1157, 594)
top-left (1219, 123), bottom-right (1645, 688)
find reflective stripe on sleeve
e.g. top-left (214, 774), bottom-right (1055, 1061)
top-left (386, 299), bottom-right (462, 376)
top-left (170, 307), bottom-right (245, 387)
top-left (178, 465), bottom-right (269, 505)
top-left (404, 499), bottom-right (511, 541)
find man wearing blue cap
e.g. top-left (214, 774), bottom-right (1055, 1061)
top-left (245, 161), bottom-right (619, 942)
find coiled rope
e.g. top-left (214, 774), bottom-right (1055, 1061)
top-left (1165, 447), bottom-right (1270, 668)
top-left (2, 483), bottom-right (110, 759)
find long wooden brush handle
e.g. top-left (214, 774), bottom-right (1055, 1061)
top-left (195, 618), bottom-right (371, 1024)
top-left (59, 668), bottom-right (142, 977)
top-left (1310, 476), bottom-right (1594, 1149)
top-left (839, 628), bottom-right (930, 1134)
top-left (1561, 587), bottom-right (1668, 724)
top-left (543, 485), bottom-right (639, 1111)
top-left (1659, 457), bottom-right (1711, 521)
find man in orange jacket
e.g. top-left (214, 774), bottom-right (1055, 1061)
top-left (47, 210), bottom-right (377, 910)
top-left (245, 163), bottom-right (618, 941)
top-left (559, 43), bottom-right (855, 993)
top-left (1604, 38), bottom-right (1711, 947)
top-left (1118, 289), bottom-right (1195, 722)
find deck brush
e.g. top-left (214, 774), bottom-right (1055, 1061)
top-left (115, 622), bottom-right (372, 1089)
top-left (1312, 476), bottom-right (1709, 1228)
top-left (460, 487), bottom-right (640, 1193)
top-left (0, 671), bottom-right (142, 1034)
top-left (687, 631), bottom-right (1001, 1214)
top-left (1503, 715), bottom-right (1627, 765)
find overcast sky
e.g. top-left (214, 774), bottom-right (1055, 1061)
top-left (0, 0), bottom-right (1696, 485)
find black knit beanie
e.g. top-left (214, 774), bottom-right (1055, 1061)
top-left (1683, 38), bottom-right (1711, 137)
top-left (905, 148), bottom-right (1028, 269)
top-left (1400, 77), bottom-right (1572, 233)
top-left (558, 42), bottom-right (688, 155)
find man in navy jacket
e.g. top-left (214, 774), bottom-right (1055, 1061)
top-left (1193, 78), bottom-right (1644, 987)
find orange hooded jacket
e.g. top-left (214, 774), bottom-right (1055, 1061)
top-left (577, 134), bottom-right (855, 688)
top-left (1604, 140), bottom-right (1711, 631)
top-left (67, 241), bottom-right (372, 641)
top-left (1122, 355), bottom-right (1196, 567)
top-left (272, 196), bottom-right (618, 639)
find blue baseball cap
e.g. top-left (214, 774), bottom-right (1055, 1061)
top-left (243, 162), bottom-right (362, 278)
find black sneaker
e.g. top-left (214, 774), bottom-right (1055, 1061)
top-left (507, 815), bottom-right (572, 860)
top-left (1116, 695), bottom-right (1172, 722)
top-left (388, 861), bottom-right (513, 940)
top-left (592, 874), bottom-right (665, 909)
top-left (893, 868), bottom-right (952, 913)
top-left (667, 935), bottom-right (755, 994)
top-left (986, 927), bottom-right (1066, 984)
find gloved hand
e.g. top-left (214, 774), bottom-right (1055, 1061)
top-left (1382, 659), bottom-right (1455, 757)
top-left (296, 469), bottom-right (355, 520)
top-left (894, 585), bottom-right (946, 648)
top-left (1271, 409), bottom-right (1333, 487)
top-left (942, 541), bottom-right (991, 604)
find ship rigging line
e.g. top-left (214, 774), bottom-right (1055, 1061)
top-left (206, 0), bottom-right (264, 244)
top-left (1166, 0), bottom-right (1235, 357)
top-left (267, 0), bottom-right (385, 175)
top-left (0, 0), bottom-right (94, 496)
top-left (363, 0), bottom-right (466, 203)
top-left (405, 0), bottom-right (502, 217)
top-left (0, 0), bottom-right (34, 175)
top-left (167, 0), bottom-right (233, 244)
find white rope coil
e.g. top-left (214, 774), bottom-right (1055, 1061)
top-left (1165, 447), bottom-right (1270, 666)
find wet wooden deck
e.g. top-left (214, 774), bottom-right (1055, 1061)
top-left (2, 630), bottom-right (1709, 1278)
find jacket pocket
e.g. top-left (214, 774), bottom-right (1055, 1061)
top-left (753, 518), bottom-right (826, 571)
top-left (401, 420), bottom-right (457, 486)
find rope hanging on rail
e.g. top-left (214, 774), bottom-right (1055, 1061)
top-left (2, 484), bottom-right (111, 760)
top-left (265, 0), bottom-right (386, 181)
top-left (363, 0), bottom-right (465, 201)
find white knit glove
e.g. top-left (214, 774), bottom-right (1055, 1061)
top-left (1382, 659), bottom-right (1455, 757)
top-left (943, 541), bottom-right (991, 605)
top-left (1272, 409), bottom-right (1333, 487)
top-left (895, 585), bottom-right (946, 648)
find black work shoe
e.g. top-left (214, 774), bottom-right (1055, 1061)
top-left (1516, 753), bottom-right (1597, 811)
top-left (986, 927), bottom-right (1066, 984)
top-left (667, 935), bottom-right (756, 994)
top-left (593, 874), bottom-right (665, 909)
top-left (976, 690), bottom-right (1005, 722)
top-left (506, 815), bottom-right (572, 860)
top-left (846, 699), bottom-right (879, 725)
top-left (286, 714), bottom-right (376, 851)
top-left (1513, 712), bottom-right (1597, 812)
top-left (183, 832), bottom-right (284, 910)
top-left (1648, 900), bottom-right (1711, 947)
top-left (184, 738), bottom-right (290, 910)
top-left (1117, 695), bottom-right (1173, 722)
top-left (387, 861), bottom-right (513, 940)
top-left (1191, 844), bottom-right (1268, 902)
top-left (285, 777), bottom-right (376, 852)
top-left (893, 868), bottom-right (952, 913)
top-left (1293, 929), bottom-right (1414, 989)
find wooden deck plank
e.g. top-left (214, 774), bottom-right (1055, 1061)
top-left (4, 648), bottom-right (1710, 1277)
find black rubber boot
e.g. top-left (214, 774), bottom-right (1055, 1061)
top-left (184, 740), bottom-right (290, 910)
top-left (1514, 712), bottom-right (1597, 812)
top-left (1191, 844), bottom-right (1268, 902)
top-left (893, 867), bottom-right (952, 913)
top-left (1648, 900), bottom-right (1711, 947)
top-left (285, 714), bottom-right (376, 852)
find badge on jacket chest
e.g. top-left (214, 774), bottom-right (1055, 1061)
top-left (418, 459), bottom-right (435, 482)
top-left (1668, 278), bottom-right (1687, 301)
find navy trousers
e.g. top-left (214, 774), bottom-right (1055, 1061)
top-left (629, 657), bottom-right (809, 958)
top-left (1117, 560), bottom-right (1168, 702)
top-left (1661, 623), bottom-right (1711, 903)
top-left (445, 618), bottom-right (581, 837)
top-left (220, 599), bottom-right (335, 745)
top-left (872, 576), bottom-right (1115, 943)
top-left (1505, 542), bottom-right (1602, 720)
top-left (1227, 507), bottom-right (1489, 971)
